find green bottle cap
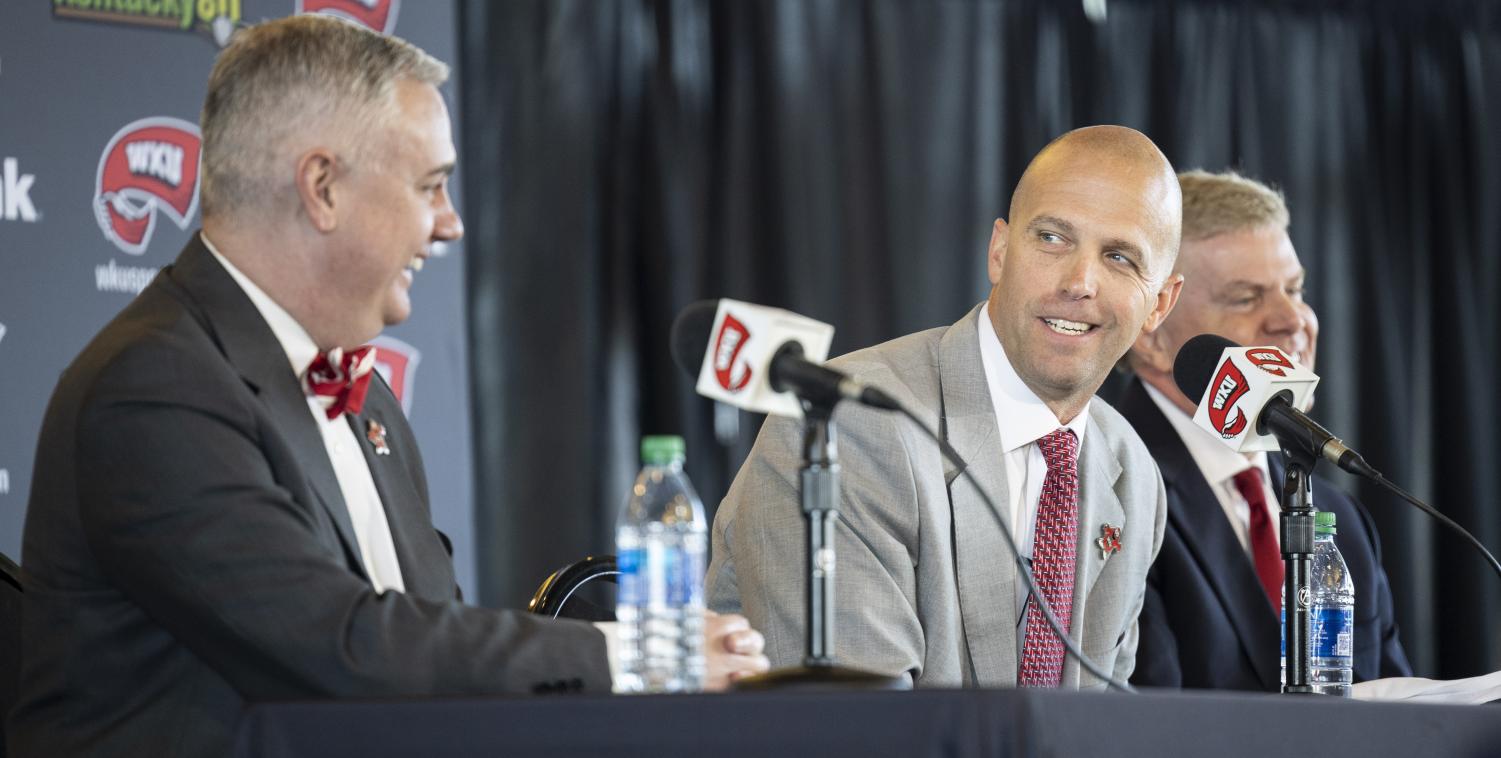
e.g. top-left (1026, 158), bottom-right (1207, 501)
top-left (1315, 510), bottom-right (1337, 535)
top-left (641, 435), bottom-right (686, 465)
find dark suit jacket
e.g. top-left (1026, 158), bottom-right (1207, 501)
top-left (1116, 378), bottom-right (1411, 692)
top-left (7, 237), bottom-right (610, 757)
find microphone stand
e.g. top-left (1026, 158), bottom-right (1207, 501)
top-left (1278, 445), bottom-right (1318, 695)
top-left (732, 398), bottom-right (903, 691)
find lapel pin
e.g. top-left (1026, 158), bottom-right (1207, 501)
top-left (366, 419), bottom-right (391, 456)
top-left (1097, 523), bottom-right (1122, 559)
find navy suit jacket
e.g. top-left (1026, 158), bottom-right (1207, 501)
top-left (1116, 378), bottom-right (1410, 691)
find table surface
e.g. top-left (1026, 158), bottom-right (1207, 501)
top-left (234, 685), bottom-right (1501, 758)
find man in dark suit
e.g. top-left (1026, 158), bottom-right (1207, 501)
top-left (1119, 170), bottom-right (1410, 691)
top-left (7, 16), bottom-right (765, 757)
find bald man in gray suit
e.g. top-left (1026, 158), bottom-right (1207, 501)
top-left (708, 126), bottom-right (1183, 689)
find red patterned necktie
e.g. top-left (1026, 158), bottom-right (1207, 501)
top-left (304, 346), bottom-right (376, 420)
top-left (1019, 428), bottom-right (1080, 688)
top-left (1232, 468), bottom-right (1283, 613)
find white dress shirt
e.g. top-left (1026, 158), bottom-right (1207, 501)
top-left (205, 235), bottom-right (622, 682)
top-left (203, 235), bottom-right (406, 594)
top-left (1142, 382), bottom-right (1280, 553)
top-left (975, 304), bottom-right (1090, 626)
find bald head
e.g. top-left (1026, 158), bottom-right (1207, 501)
top-left (984, 125), bottom-right (1185, 422)
top-left (1011, 126), bottom-right (1182, 279)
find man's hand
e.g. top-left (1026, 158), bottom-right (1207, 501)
top-left (703, 610), bottom-right (769, 691)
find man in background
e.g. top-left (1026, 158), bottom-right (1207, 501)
top-left (709, 125), bottom-right (1183, 689)
top-left (9, 16), bottom-right (765, 757)
top-left (1118, 169), bottom-right (1410, 691)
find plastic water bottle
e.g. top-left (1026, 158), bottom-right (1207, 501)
top-left (1280, 510), bottom-right (1355, 695)
top-left (614, 435), bottom-right (707, 693)
top-left (1308, 511), bottom-right (1354, 695)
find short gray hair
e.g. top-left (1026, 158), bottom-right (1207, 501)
top-left (1178, 169), bottom-right (1289, 243)
top-left (199, 15), bottom-right (448, 219)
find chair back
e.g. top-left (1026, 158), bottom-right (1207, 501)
top-left (527, 555), bottom-right (619, 621)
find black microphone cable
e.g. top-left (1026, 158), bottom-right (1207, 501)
top-left (1174, 334), bottom-right (1501, 582)
top-left (1366, 471), bottom-right (1501, 581)
top-left (884, 401), bottom-right (1137, 694)
top-left (670, 299), bottom-right (1135, 690)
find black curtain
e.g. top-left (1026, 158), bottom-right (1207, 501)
top-left (459, 0), bottom-right (1501, 678)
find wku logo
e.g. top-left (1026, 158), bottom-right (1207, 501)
top-left (93, 117), bottom-right (202, 256)
top-left (298, 0), bottom-right (401, 34)
top-left (1246, 347), bottom-right (1295, 377)
top-left (370, 335), bottom-right (422, 416)
top-left (1207, 360), bottom-right (1251, 439)
top-left (713, 313), bottom-right (754, 393)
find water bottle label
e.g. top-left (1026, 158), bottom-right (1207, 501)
top-left (617, 547), bottom-right (644, 606)
top-left (1310, 606), bottom-right (1353, 661)
top-left (663, 546), bottom-right (685, 605)
top-left (666, 544), bottom-right (706, 606)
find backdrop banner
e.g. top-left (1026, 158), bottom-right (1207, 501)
top-left (460, 0), bottom-right (1500, 678)
top-left (0, 0), bottom-right (478, 598)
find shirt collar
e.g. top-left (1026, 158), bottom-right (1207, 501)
top-left (1142, 380), bottom-right (1268, 485)
top-left (976, 303), bottom-right (1090, 454)
top-left (201, 232), bottom-right (321, 380)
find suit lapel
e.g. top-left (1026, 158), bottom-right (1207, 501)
top-left (939, 305), bottom-right (1019, 687)
top-left (348, 382), bottom-right (451, 600)
top-left (1118, 378), bottom-right (1280, 689)
top-left (164, 236), bottom-right (369, 581)
top-left (1061, 416), bottom-right (1126, 686)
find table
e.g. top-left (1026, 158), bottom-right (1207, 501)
top-left (235, 686), bottom-right (1500, 757)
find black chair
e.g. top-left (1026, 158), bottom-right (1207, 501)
top-left (1, 552), bottom-right (22, 758)
top-left (527, 555), bottom-right (618, 622)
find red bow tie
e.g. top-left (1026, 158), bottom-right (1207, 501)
top-left (304, 346), bottom-right (376, 420)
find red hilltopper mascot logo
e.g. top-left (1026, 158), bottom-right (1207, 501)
top-left (1246, 347), bottom-right (1295, 377)
top-left (94, 117), bottom-right (202, 256)
top-left (370, 335), bottom-right (421, 416)
top-left (713, 314), bottom-right (754, 393)
top-left (298, 0), bottom-right (401, 33)
top-left (1207, 359), bottom-right (1251, 439)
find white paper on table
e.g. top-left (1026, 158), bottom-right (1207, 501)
top-left (1352, 670), bottom-right (1501, 704)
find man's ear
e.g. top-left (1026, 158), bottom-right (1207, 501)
top-left (986, 217), bottom-right (1009, 285)
top-left (1130, 273), bottom-right (1185, 374)
top-left (295, 148), bottom-right (340, 233)
top-left (1142, 272), bottom-right (1184, 334)
top-left (1131, 323), bottom-right (1175, 375)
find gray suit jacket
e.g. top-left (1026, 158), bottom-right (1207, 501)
top-left (8, 237), bottom-right (610, 758)
top-left (707, 305), bottom-right (1167, 689)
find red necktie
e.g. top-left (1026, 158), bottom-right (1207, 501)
top-left (1231, 468), bottom-right (1283, 613)
top-left (304, 346), bottom-right (376, 420)
top-left (1019, 429), bottom-right (1080, 688)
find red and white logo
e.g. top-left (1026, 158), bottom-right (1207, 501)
top-left (712, 313), bottom-right (754, 393)
top-left (1192, 343), bottom-right (1320, 453)
top-left (370, 335), bottom-right (421, 416)
top-left (297, 0), bottom-right (400, 34)
top-left (1246, 347), bottom-right (1295, 377)
top-left (93, 117), bottom-right (202, 256)
top-left (1207, 360), bottom-right (1251, 439)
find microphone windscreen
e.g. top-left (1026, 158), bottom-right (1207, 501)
top-left (669, 300), bottom-right (720, 380)
top-left (1173, 334), bottom-right (1241, 401)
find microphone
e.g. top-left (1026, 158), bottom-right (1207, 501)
top-left (671, 299), bottom-right (1138, 691)
top-left (669, 300), bottom-right (898, 417)
top-left (1173, 334), bottom-right (1378, 479)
